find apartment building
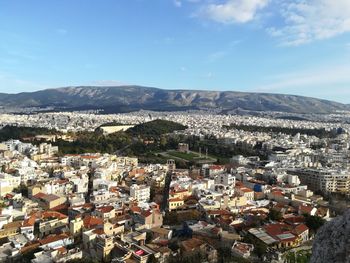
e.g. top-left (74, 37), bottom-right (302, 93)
top-left (288, 168), bottom-right (350, 194)
top-left (130, 184), bottom-right (150, 203)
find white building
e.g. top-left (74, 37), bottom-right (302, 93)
top-left (130, 184), bottom-right (150, 203)
top-left (0, 173), bottom-right (21, 196)
top-left (214, 173), bottom-right (236, 186)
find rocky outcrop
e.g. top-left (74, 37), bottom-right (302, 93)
top-left (311, 209), bottom-right (350, 263)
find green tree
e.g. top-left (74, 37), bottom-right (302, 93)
top-left (304, 214), bottom-right (325, 233)
top-left (147, 254), bottom-right (158, 263)
top-left (268, 209), bottom-right (282, 221)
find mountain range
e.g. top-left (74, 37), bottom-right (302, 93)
top-left (0, 86), bottom-right (348, 114)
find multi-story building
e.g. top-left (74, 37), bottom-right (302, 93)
top-left (288, 168), bottom-right (350, 194)
top-left (130, 184), bottom-right (150, 203)
top-left (0, 173), bottom-right (21, 196)
top-left (214, 173), bottom-right (236, 186)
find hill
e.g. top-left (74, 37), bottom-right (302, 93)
top-left (0, 85), bottom-right (348, 114)
top-left (127, 119), bottom-right (187, 137)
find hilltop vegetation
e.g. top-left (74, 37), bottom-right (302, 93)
top-left (55, 119), bottom-right (186, 155)
top-left (0, 121), bottom-right (266, 166)
top-left (0, 125), bottom-right (59, 142)
top-left (126, 119), bottom-right (187, 137)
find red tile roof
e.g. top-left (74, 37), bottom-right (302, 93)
top-left (293, 224), bottom-right (309, 235)
top-left (97, 206), bottom-right (114, 213)
top-left (168, 197), bottom-right (183, 202)
top-left (299, 205), bottom-right (314, 214)
top-left (42, 211), bottom-right (68, 220)
top-left (39, 233), bottom-right (70, 245)
top-left (83, 216), bottom-right (103, 229)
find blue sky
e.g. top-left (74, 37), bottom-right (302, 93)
top-left (1, 0), bottom-right (350, 103)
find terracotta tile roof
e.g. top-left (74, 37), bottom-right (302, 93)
top-left (130, 206), bottom-right (142, 214)
top-left (240, 187), bottom-right (254, 193)
top-left (33, 192), bottom-right (46, 199)
top-left (3, 221), bottom-right (22, 229)
top-left (97, 205), bottom-right (114, 213)
top-left (207, 210), bottom-right (233, 216)
top-left (293, 224), bottom-right (309, 235)
top-left (20, 241), bottom-right (40, 254)
top-left (39, 233), bottom-right (70, 245)
top-left (55, 246), bottom-right (67, 254)
top-left (168, 197), bottom-right (183, 202)
top-left (141, 210), bottom-right (152, 218)
top-left (209, 165), bottom-right (225, 170)
top-left (284, 216), bottom-right (305, 225)
top-left (83, 216), bottom-right (103, 229)
top-left (181, 238), bottom-right (205, 252)
top-left (42, 211), bottom-right (68, 220)
top-left (93, 229), bottom-right (105, 235)
top-left (51, 203), bottom-right (69, 212)
top-left (264, 223), bottom-right (298, 243)
top-left (271, 191), bottom-right (284, 196)
top-left (5, 193), bottom-right (14, 199)
top-left (299, 205), bottom-right (314, 214)
top-left (33, 193), bottom-right (60, 202)
top-left (22, 216), bottom-right (36, 227)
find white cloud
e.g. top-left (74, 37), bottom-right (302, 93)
top-left (268, 0), bottom-right (350, 45)
top-left (174, 0), bottom-right (182, 7)
top-left (200, 0), bottom-right (270, 24)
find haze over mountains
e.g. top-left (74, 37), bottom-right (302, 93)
top-left (0, 86), bottom-right (348, 114)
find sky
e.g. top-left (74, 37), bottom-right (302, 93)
top-left (1, 0), bottom-right (350, 103)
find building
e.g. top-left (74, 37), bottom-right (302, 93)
top-left (178, 143), bottom-right (189, 153)
top-left (168, 197), bottom-right (184, 211)
top-left (288, 169), bottom-right (350, 194)
top-left (0, 173), bottom-right (20, 196)
top-left (215, 173), bottom-right (236, 186)
top-left (130, 184), bottom-right (150, 203)
top-left (231, 241), bottom-right (254, 258)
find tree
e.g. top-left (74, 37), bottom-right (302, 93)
top-left (146, 231), bottom-right (154, 243)
top-left (147, 254), bottom-right (158, 263)
top-left (164, 211), bottom-right (179, 225)
top-left (267, 209), bottom-right (282, 221)
top-left (13, 184), bottom-right (29, 197)
top-left (304, 214), bottom-right (325, 233)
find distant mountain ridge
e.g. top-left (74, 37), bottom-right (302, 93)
top-left (0, 85), bottom-right (348, 114)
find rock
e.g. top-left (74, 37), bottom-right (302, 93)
top-left (311, 209), bottom-right (350, 263)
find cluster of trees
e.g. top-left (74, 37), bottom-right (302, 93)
top-left (183, 135), bottom-right (268, 162)
top-left (55, 131), bottom-right (132, 155)
top-left (127, 119), bottom-right (187, 137)
top-left (267, 209), bottom-right (283, 221)
top-left (284, 250), bottom-right (311, 263)
top-left (303, 214), bottom-right (325, 234)
top-left (0, 121), bottom-right (270, 167)
top-left (225, 124), bottom-right (335, 138)
top-left (163, 210), bottom-right (202, 226)
top-left (0, 125), bottom-right (58, 141)
top-left (55, 120), bottom-right (188, 158)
